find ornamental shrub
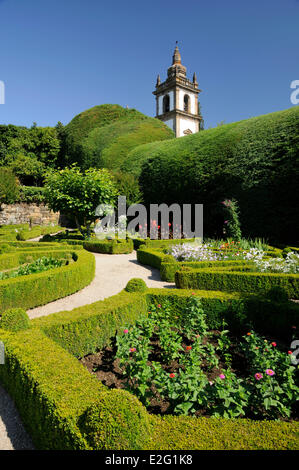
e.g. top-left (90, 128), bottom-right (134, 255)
top-left (0, 167), bottom-right (19, 204)
top-left (125, 278), bottom-right (148, 293)
top-left (80, 390), bottom-right (152, 450)
top-left (222, 198), bottom-right (242, 241)
top-left (62, 104), bottom-right (174, 170)
top-left (139, 106), bottom-right (299, 244)
top-left (0, 308), bottom-right (30, 332)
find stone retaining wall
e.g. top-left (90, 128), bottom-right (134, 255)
top-left (0, 203), bottom-right (60, 226)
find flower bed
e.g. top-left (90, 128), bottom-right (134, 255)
top-left (0, 288), bottom-right (298, 449)
top-left (136, 239), bottom-right (285, 283)
top-left (81, 296), bottom-right (298, 420)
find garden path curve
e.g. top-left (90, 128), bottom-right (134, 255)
top-left (27, 251), bottom-right (174, 319)
top-left (1, 249), bottom-right (174, 449)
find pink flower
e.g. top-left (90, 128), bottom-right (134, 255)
top-left (129, 347), bottom-right (136, 353)
top-left (123, 329), bottom-right (129, 334)
top-left (157, 304), bottom-right (161, 308)
top-left (224, 220), bottom-right (228, 224)
top-left (255, 373), bottom-right (263, 381)
top-left (265, 369), bottom-right (275, 376)
top-left (271, 342), bottom-right (277, 347)
top-left (191, 292), bottom-right (196, 295)
top-left (219, 374), bottom-right (225, 380)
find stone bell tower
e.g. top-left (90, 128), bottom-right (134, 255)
top-left (153, 44), bottom-right (202, 137)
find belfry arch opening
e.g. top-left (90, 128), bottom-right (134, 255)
top-left (163, 94), bottom-right (170, 113)
top-left (184, 94), bottom-right (190, 113)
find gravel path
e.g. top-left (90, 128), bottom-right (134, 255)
top-left (27, 251), bottom-right (174, 319)
top-left (0, 385), bottom-right (34, 450)
top-left (1, 249), bottom-right (173, 449)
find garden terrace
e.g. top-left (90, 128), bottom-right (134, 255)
top-left (0, 287), bottom-right (298, 450)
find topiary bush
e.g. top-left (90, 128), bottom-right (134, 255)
top-left (0, 308), bottom-right (30, 332)
top-left (125, 278), bottom-right (148, 293)
top-left (80, 390), bottom-right (153, 450)
top-left (139, 106), bottom-right (299, 244)
top-left (62, 104), bottom-right (174, 170)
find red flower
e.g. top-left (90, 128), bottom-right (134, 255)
top-left (288, 351), bottom-right (293, 355)
top-left (271, 342), bottom-right (277, 347)
top-left (186, 346), bottom-right (192, 351)
top-left (169, 373), bottom-right (175, 378)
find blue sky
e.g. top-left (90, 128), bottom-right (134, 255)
top-left (0, 0), bottom-right (298, 129)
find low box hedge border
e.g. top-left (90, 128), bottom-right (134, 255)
top-left (161, 259), bottom-right (256, 282)
top-left (41, 235), bottom-right (134, 254)
top-left (136, 244), bottom-right (286, 282)
top-left (83, 238), bottom-right (134, 254)
top-left (0, 288), bottom-right (298, 450)
top-left (132, 238), bottom-right (198, 250)
top-left (0, 248), bottom-right (95, 311)
top-left (0, 225), bottom-right (64, 242)
top-left (175, 265), bottom-right (299, 299)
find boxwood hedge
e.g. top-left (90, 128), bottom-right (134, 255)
top-left (0, 288), bottom-right (298, 450)
top-left (138, 106), bottom-right (299, 244)
top-left (175, 265), bottom-right (299, 299)
top-left (0, 248), bottom-right (95, 311)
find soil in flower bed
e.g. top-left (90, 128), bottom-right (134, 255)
top-left (79, 331), bottom-right (298, 419)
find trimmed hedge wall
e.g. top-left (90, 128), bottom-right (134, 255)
top-left (0, 288), bottom-right (298, 449)
top-left (161, 259), bottom-right (256, 282)
top-left (0, 328), bottom-right (104, 450)
top-left (145, 415), bottom-right (298, 450)
top-left (83, 238), bottom-right (133, 254)
top-left (32, 291), bottom-right (148, 357)
top-left (136, 242), bottom-right (283, 282)
top-left (0, 225), bottom-right (63, 242)
top-left (0, 248), bottom-right (95, 311)
top-left (132, 237), bottom-right (198, 250)
top-left (137, 247), bottom-right (165, 270)
top-left (175, 265), bottom-right (299, 299)
top-left (138, 106), bottom-right (299, 244)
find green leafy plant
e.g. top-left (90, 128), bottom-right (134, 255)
top-left (44, 166), bottom-right (118, 238)
top-left (222, 198), bottom-right (242, 241)
top-left (207, 369), bottom-right (249, 418)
